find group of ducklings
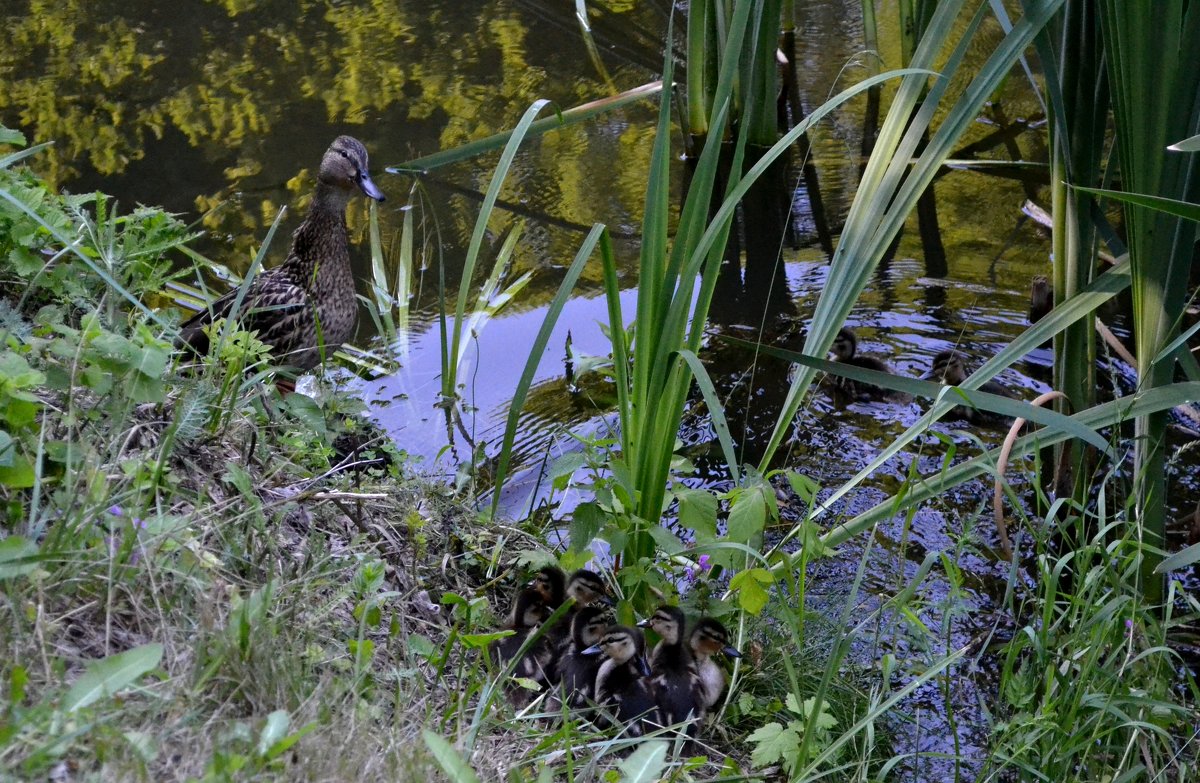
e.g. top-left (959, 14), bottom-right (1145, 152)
top-left (830, 327), bottom-right (1016, 423)
top-left (489, 567), bottom-right (742, 738)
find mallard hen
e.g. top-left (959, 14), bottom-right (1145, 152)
top-left (177, 135), bottom-right (385, 372)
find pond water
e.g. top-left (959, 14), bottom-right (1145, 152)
top-left (4, 0), bottom-right (1198, 778)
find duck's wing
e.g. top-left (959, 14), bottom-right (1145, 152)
top-left (177, 271), bottom-right (311, 362)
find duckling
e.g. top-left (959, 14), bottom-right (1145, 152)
top-left (689, 618), bottom-right (743, 711)
top-left (528, 565), bottom-right (566, 608)
top-left (829, 327), bottom-right (905, 401)
top-left (178, 135), bottom-right (385, 373)
top-left (488, 588), bottom-right (553, 706)
top-left (582, 625), bottom-right (659, 736)
top-left (638, 605), bottom-right (705, 734)
top-left (539, 568), bottom-right (616, 648)
top-left (556, 605), bottom-right (611, 708)
top-left (1029, 275), bottom-right (1053, 324)
top-left (926, 349), bottom-right (1016, 424)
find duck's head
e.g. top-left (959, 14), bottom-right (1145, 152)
top-left (638, 604), bottom-right (687, 646)
top-left (528, 565), bottom-right (567, 607)
top-left (927, 350), bottom-right (970, 385)
top-left (1030, 275), bottom-right (1052, 323)
top-left (566, 569), bottom-right (615, 607)
top-left (319, 135), bottom-right (385, 202)
top-left (508, 588), bottom-right (549, 630)
top-left (831, 328), bottom-right (858, 361)
top-left (582, 625), bottom-right (650, 675)
top-left (571, 605), bottom-right (610, 648)
top-left (690, 617), bottom-right (743, 660)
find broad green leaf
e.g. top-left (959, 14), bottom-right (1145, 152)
top-left (726, 485), bottom-right (768, 544)
top-left (257, 710), bottom-right (290, 758)
top-left (461, 631), bottom-right (511, 649)
top-left (618, 740), bottom-right (668, 783)
top-left (748, 721), bottom-right (801, 769)
top-left (422, 730), bottom-right (482, 783)
top-left (676, 487), bottom-right (718, 540)
top-left (0, 536), bottom-right (39, 578)
top-left (63, 643), bottom-right (163, 713)
top-left (569, 501), bottom-right (604, 552)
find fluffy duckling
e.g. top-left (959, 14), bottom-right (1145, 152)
top-left (689, 618), bottom-right (743, 711)
top-left (535, 567), bottom-right (615, 649)
top-left (1029, 275), bottom-right (1053, 324)
top-left (638, 605), bottom-right (705, 734)
top-left (178, 136), bottom-right (385, 372)
top-left (488, 588), bottom-right (553, 706)
top-left (556, 605), bottom-right (611, 708)
top-left (829, 327), bottom-right (904, 401)
top-left (582, 625), bottom-right (658, 736)
top-left (927, 349), bottom-right (1016, 424)
top-left (528, 565), bottom-right (567, 608)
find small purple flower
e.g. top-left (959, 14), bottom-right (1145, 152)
top-left (108, 505), bottom-right (123, 517)
top-left (1125, 619), bottom-right (1134, 633)
top-left (697, 555), bottom-right (711, 572)
top-left (132, 517), bottom-right (146, 530)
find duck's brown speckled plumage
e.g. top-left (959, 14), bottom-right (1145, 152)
top-left (178, 135), bottom-right (385, 371)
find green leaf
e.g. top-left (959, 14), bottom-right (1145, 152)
top-left (726, 485), bottom-right (768, 544)
top-left (0, 455), bottom-right (35, 488)
top-left (422, 730), bottom-right (482, 783)
top-left (63, 643), bottom-right (163, 713)
top-left (408, 634), bottom-right (436, 659)
top-left (648, 523), bottom-right (683, 556)
top-left (748, 721), bottom-right (801, 769)
top-left (729, 568), bottom-right (773, 615)
top-left (0, 536), bottom-right (39, 578)
top-left (257, 710), bottom-right (290, 758)
top-left (1168, 133), bottom-right (1200, 152)
top-left (0, 128), bottom-right (27, 147)
top-left (548, 451), bottom-right (587, 490)
top-left (1156, 541), bottom-right (1200, 573)
top-left (1072, 185), bottom-right (1200, 223)
top-left (618, 740), bottom-right (668, 783)
top-left (569, 501), bottom-right (604, 552)
top-left (461, 631), bottom-right (512, 649)
top-left (676, 488), bottom-right (718, 540)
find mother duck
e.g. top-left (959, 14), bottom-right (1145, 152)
top-left (178, 135), bottom-right (385, 371)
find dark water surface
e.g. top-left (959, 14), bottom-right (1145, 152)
top-left (4, 1), bottom-right (1198, 778)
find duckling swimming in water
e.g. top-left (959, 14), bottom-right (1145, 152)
top-left (488, 588), bottom-right (553, 706)
top-left (583, 625), bottom-right (658, 736)
top-left (689, 617), bottom-right (743, 711)
top-left (638, 605), bottom-right (705, 735)
top-left (927, 349), bottom-right (1017, 424)
top-left (829, 327), bottom-right (907, 402)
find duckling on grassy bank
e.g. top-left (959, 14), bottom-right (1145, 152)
top-left (583, 625), bottom-right (659, 737)
top-left (639, 605), bottom-right (705, 736)
top-left (177, 135), bottom-right (384, 374)
top-left (689, 617), bottom-right (742, 711)
top-left (489, 587), bottom-right (553, 707)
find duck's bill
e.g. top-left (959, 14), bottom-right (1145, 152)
top-left (722, 645), bottom-right (743, 658)
top-left (581, 644), bottom-right (602, 656)
top-left (357, 172), bottom-right (386, 201)
top-left (598, 594), bottom-right (617, 607)
top-left (635, 618), bottom-right (651, 628)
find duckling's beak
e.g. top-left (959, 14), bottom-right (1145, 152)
top-left (636, 655), bottom-right (651, 677)
top-left (357, 172), bottom-right (386, 202)
top-left (722, 645), bottom-right (743, 658)
top-left (635, 618), bottom-right (651, 629)
top-left (581, 644), bottom-right (602, 656)
top-left (598, 594), bottom-right (617, 607)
